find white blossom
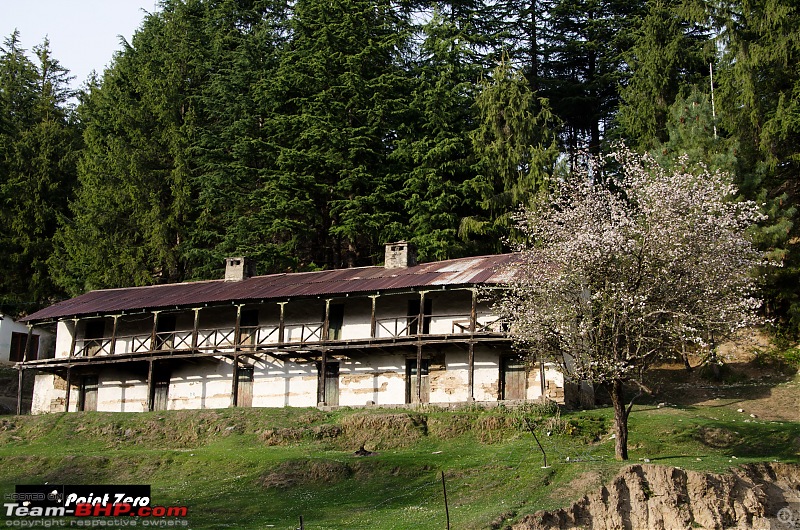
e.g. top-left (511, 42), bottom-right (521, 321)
top-left (498, 146), bottom-right (769, 384)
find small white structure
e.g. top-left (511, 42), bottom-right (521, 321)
top-left (0, 312), bottom-right (53, 365)
top-left (21, 245), bottom-right (590, 414)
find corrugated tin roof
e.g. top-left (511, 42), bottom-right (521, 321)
top-left (24, 253), bottom-right (521, 322)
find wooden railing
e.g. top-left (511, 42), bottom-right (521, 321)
top-left (71, 313), bottom-right (507, 357)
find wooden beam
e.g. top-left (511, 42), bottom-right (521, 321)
top-left (231, 355), bottom-right (239, 407)
top-left (369, 295), bottom-right (378, 338)
top-left (319, 350), bottom-right (327, 405)
top-left (23, 325), bottom-right (34, 362)
top-left (470, 289), bottom-right (477, 333)
top-left (192, 308), bottom-right (201, 351)
top-left (109, 316), bottom-right (119, 356)
top-left (416, 292), bottom-right (426, 402)
top-left (323, 299), bottom-right (331, 342)
top-left (468, 342), bottom-right (475, 400)
top-left (234, 305), bottom-right (242, 353)
top-left (64, 367), bottom-right (72, 413)
top-left (278, 302), bottom-right (286, 344)
top-left (16, 367), bottom-right (23, 415)
top-left (146, 361), bottom-right (154, 412)
top-left (150, 312), bottom-right (160, 352)
top-left (69, 319), bottom-right (79, 358)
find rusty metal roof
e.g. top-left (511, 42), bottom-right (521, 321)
top-left (24, 253), bottom-right (521, 322)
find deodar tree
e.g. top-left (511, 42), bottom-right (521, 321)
top-left (499, 147), bottom-right (765, 460)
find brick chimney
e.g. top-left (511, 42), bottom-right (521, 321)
top-left (384, 241), bottom-right (417, 269)
top-left (224, 257), bottom-right (256, 281)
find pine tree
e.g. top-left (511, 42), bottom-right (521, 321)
top-left (267, 0), bottom-right (413, 268)
top-left (0, 33), bottom-right (79, 313)
top-left (715, 0), bottom-right (800, 332)
top-left (461, 60), bottom-right (558, 248)
top-left (615, 0), bottom-right (713, 151)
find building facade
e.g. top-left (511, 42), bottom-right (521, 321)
top-left (18, 244), bottom-right (585, 414)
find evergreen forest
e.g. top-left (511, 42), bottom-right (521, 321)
top-left (1, 0), bottom-right (799, 335)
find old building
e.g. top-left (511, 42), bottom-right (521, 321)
top-left (17, 244), bottom-right (586, 414)
top-left (0, 312), bottom-right (53, 366)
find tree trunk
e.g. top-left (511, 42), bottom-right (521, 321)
top-left (609, 379), bottom-right (629, 460)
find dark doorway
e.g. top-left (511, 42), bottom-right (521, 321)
top-left (328, 304), bottom-right (345, 340)
top-left (240, 309), bottom-right (259, 346)
top-left (84, 320), bottom-right (105, 357)
top-left (407, 299), bottom-right (432, 335)
top-left (156, 314), bottom-right (177, 350)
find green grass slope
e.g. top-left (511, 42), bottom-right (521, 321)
top-left (0, 388), bottom-right (798, 529)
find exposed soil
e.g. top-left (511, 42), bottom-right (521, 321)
top-left (513, 462), bottom-right (800, 530)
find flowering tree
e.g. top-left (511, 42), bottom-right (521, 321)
top-left (499, 147), bottom-right (765, 460)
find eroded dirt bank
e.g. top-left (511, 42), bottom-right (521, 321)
top-left (514, 462), bottom-right (800, 530)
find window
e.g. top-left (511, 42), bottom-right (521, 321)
top-left (9, 332), bottom-right (38, 362)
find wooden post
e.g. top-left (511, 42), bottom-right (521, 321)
top-left (369, 295), bottom-right (378, 338)
top-left (469, 288), bottom-right (477, 333)
top-left (150, 312), bottom-right (160, 351)
top-left (540, 359), bottom-right (546, 398)
top-left (468, 289), bottom-right (477, 399)
top-left (416, 292), bottom-right (425, 402)
top-left (468, 343), bottom-right (475, 400)
top-left (23, 325), bottom-right (34, 362)
top-left (417, 291), bottom-right (426, 336)
top-left (323, 299), bottom-right (331, 342)
top-left (234, 305), bottom-right (242, 352)
top-left (64, 367), bottom-right (72, 413)
top-left (109, 316), bottom-right (119, 356)
top-left (319, 350), bottom-right (327, 405)
top-left (69, 319), bottom-right (79, 358)
top-left (278, 302), bottom-right (286, 344)
top-left (16, 367), bottom-right (23, 415)
top-left (192, 308), bottom-right (201, 351)
top-left (231, 355), bottom-right (239, 407)
top-left (146, 361), bottom-right (154, 412)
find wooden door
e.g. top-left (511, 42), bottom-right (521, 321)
top-left (79, 375), bottom-right (98, 411)
top-left (317, 362), bottom-right (339, 406)
top-left (406, 359), bottom-right (430, 403)
top-left (236, 366), bottom-right (254, 408)
top-left (501, 356), bottom-right (527, 400)
top-left (152, 368), bottom-right (171, 411)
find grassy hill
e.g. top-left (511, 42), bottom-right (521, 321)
top-left (0, 358), bottom-right (797, 529)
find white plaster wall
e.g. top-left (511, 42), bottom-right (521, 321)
top-left (96, 368), bottom-right (149, 412)
top-left (251, 359), bottom-right (318, 408)
top-left (31, 373), bottom-right (65, 414)
top-left (169, 361), bottom-right (234, 410)
top-left (54, 320), bottom-right (75, 358)
top-left (338, 298), bottom-right (371, 341)
top-left (427, 291), bottom-right (472, 335)
top-left (525, 363), bottom-right (565, 402)
top-left (473, 348), bottom-right (501, 401)
top-left (429, 351), bottom-right (470, 403)
top-left (338, 355), bottom-right (407, 406)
